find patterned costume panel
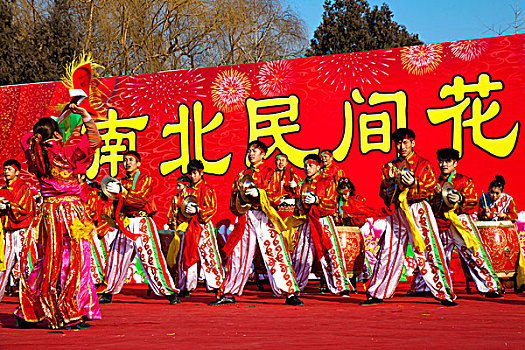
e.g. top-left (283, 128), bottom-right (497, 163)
top-left (292, 216), bottom-right (352, 293)
top-left (221, 210), bottom-right (299, 296)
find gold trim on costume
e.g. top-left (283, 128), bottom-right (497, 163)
top-left (43, 196), bottom-right (80, 204)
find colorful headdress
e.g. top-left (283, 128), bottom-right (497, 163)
top-left (56, 53), bottom-right (106, 142)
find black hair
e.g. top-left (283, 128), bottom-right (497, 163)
top-left (177, 175), bottom-right (191, 183)
top-left (489, 175), bottom-right (505, 191)
top-left (437, 148), bottom-right (460, 161)
top-left (123, 150), bottom-right (141, 162)
top-left (33, 117), bottom-right (60, 142)
top-left (187, 159), bottom-right (204, 173)
top-left (392, 128), bottom-right (416, 143)
top-left (247, 140), bottom-right (268, 154)
top-left (304, 154), bottom-right (321, 164)
top-left (32, 117), bottom-right (61, 177)
top-left (337, 177), bottom-right (355, 196)
top-left (3, 159), bottom-right (21, 171)
top-left (319, 149), bottom-right (334, 157)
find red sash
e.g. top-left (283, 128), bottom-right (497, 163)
top-left (182, 217), bottom-right (204, 269)
top-left (222, 214), bottom-right (248, 256)
top-left (307, 205), bottom-right (333, 262)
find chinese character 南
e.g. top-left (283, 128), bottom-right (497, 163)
top-left (86, 108), bottom-right (149, 179)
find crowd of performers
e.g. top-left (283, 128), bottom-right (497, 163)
top-left (0, 109), bottom-right (522, 328)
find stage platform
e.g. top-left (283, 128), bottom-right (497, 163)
top-left (1, 282), bottom-right (524, 349)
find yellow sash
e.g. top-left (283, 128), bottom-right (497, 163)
top-left (259, 189), bottom-right (307, 250)
top-left (166, 222), bottom-right (188, 268)
top-left (0, 217), bottom-right (5, 271)
top-left (398, 188), bottom-right (426, 253)
top-left (443, 205), bottom-right (480, 252)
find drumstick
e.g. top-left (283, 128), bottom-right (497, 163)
top-left (481, 192), bottom-right (492, 219)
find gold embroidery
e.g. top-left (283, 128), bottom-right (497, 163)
top-left (70, 219), bottom-right (95, 241)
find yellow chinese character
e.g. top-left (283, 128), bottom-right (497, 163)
top-left (160, 101), bottom-right (232, 175)
top-left (348, 88), bottom-right (408, 155)
top-left (246, 95), bottom-right (318, 167)
top-left (427, 73), bottom-right (519, 158)
top-left (86, 108), bottom-right (149, 179)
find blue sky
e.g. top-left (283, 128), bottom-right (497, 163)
top-left (288, 0), bottom-right (524, 44)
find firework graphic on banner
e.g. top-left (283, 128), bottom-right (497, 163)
top-left (401, 44), bottom-right (443, 75)
top-left (117, 69), bottom-right (206, 124)
top-left (256, 60), bottom-right (296, 96)
top-left (449, 40), bottom-right (488, 61)
top-left (210, 68), bottom-right (251, 112)
top-left (316, 50), bottom-right (394, 91)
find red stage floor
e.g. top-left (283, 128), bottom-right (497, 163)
top-left (1, 282), bottom-right (524, 349)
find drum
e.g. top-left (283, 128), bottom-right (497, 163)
top-left (475, 221), bottom-right (520, 278)
top-left (336, 226), bottom-right (365, 278)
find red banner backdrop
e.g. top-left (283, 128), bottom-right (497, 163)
top-left (1, 34), bottom-right (523, 226)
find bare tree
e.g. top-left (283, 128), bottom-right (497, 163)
top-left (482, 0), bottom-right (524, 35)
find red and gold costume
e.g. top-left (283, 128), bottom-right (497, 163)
top-left (320, 162), bottom-right (345, 186)
top-left (104, 170), bottom-right (178, 297)
top-left (290, 172), bottom-right (352, 294)
top-left (176, 179), bottom-right (224, 293)
top-left (221, 160), bottom-right (300, 297)
top-left (336, 194), bottom-right (369, 227)
top-left (412, 172), bottom-right (501, 294)
top-left (368, 152), bottom-right (456, 302)
top-left (0, 178), bottom-right (36, 301)
top-left (17, 125), bottom-right (102, 329)
top-left (478, 192), bottom-right (518, 222)
top-left (268, 167), bottom-right (302, 206)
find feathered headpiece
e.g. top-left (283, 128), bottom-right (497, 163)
top-left (56, 53), bottom-right (106, 141)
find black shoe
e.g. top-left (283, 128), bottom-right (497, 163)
top-left (167, 293), bottom-right (181, 305)
top-left (285, 295), bottom-right (304, 306)
top-left (440, 299), bottom-right (458, 307)
top-left (98, 293), bottom-right (112, 304)
top-left (15, 316), bottom-right (34, 329)
top-left (360, 297), bottom-right (384, 306)
top-left (340, 290), bottom-right (351, 297)
top-left (484, 291), bottom-right (504, 299)
top-left (209, 296), bottom-right (236, 306)
top-left (179, 290), bottom-right (191, 298)
top-left (65, 322), bottom-right (91, 330)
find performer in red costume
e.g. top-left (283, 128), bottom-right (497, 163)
top-left (290, 154), bottom-right (353, 295)
top-left (176, 159), bottom-right (224, 297)
top-left (411, 148), bottom-right (502, 298)
top-left (269, 153), bottom-right (302, 207)
top-left (16, 104), bottom-right (102, 329)
top-left (210, 141), bottom-right (302, 306)
top-left (478, 175), bottom-right (518, 222)
top-left (361, 128), bottom-right (457, 307)
top-left (0, 159), bottom-right (36, 301)
top-left (167, 175), bottom-right (191, 230)
top-left (319, 149), bottom-right (345, 187)
top-left (99, 151), bottom-right (180, 305)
